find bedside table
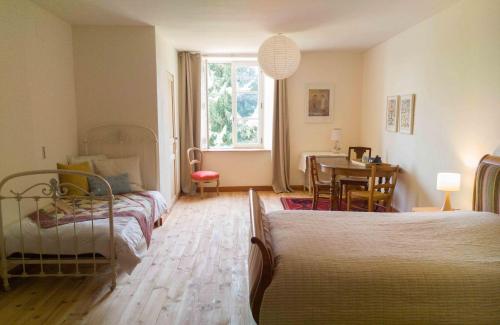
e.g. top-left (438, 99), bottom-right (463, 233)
top-left (412, 206), bottom-right (441, 212)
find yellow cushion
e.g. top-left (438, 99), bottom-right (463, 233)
top-left (56, 162), bottom-right (92, 196)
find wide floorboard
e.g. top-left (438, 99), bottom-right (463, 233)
top-left (0, 191), bottom-right (297, 324)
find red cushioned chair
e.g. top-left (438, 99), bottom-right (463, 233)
top-left (187, 147), bottom-right (219, 197)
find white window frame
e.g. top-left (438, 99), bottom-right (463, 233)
top-left (203, 57), bottom-right (264, 149)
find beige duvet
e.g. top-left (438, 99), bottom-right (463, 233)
top-left (260, 210), bottom-right (500, 324)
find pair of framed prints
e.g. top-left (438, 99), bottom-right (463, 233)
top-left (386, 94), bottom-right (415, 134)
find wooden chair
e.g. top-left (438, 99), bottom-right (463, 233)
top-left (338, 146), bottom-right (372, 209)
top-left (347, 164), bottom-right (399, 212)
top-left (348, 146), bottom-right (372, 161)
top-left (309, 156), bottom-right (332, 210)
top-left (187, 147), bottom-right (220, 197)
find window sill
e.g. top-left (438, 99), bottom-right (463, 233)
top-left (201, 148), bottom-right (271, 153)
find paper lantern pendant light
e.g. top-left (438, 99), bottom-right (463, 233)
top-left (258, 34), bottom-right (301, 80)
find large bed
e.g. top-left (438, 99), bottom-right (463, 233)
top-left (248, 154), bottom-right (500, 324)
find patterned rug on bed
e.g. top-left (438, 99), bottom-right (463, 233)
top-left (280, 197), bottom-right (375, 211)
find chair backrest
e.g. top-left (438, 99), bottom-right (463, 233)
top-left (368, 164), bottom-right (399, 199)
top-left (348, 147), bottom-right (372, 160)
top-left (187, 147), bottom-right (203, 174)
top-left (308, 156), bottom-right (320, 188)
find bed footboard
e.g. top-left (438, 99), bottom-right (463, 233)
top-left (248, 189), bottom-right (274, 323)
top-left (0, 170), bottom-right (116, 291)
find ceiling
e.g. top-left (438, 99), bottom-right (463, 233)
top-left (33, 0), bottom-right (459, 53)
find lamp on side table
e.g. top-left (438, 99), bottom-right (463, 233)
top-left (436, 172), bottom-right (461, 211)
top-left (331, 128), bottom-right (342, 153)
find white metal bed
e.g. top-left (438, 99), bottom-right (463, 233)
top-left (0, 170), bottom-right (115, 291)
top-left (0, 125), bottom-right (161, 291)
top-left (82, 124), bottom-right (159, 191)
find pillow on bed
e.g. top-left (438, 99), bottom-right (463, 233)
top-left (56, 162), bottom-right (92, 196)
top-left (88, 173), bottom-right (131, 195)
top-left (68, 154), bottom-right (107, 172)
top-left (93, 156), bottom-right (144, 191)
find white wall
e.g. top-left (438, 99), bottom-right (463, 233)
top-left (155, 30), bottom-right (179, 205)
top-left (202, 150), bottom-right (273, 187)
top-left (72, 26), bottom-right (158, 140)
top-left (288, 51), bottom-right (364, 185)
top-left (72, 26), bottom-right (159, 191)
top-left (202, 51), bottom-right (363, 187)
top-left (72, 26), bottom-right (180, 207)
top-left (361, 0), bottom-right (500, 211)
top-left (0, 0), bottom-right (78, 224)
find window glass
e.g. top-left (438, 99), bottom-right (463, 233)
top-left (205, 60), bottom-right (263, 148)
top-left (207, 63), bottom-right (233, 148)
top-left (237, 119), bottom-right (259, 144)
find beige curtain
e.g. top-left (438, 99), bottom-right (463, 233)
top-left (272, 79), bottom-right (293, 193)
top-left (179, 52), bottom-right (201, 194)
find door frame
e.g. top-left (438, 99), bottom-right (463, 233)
top-left (167, 71), bottom-right (180, 199)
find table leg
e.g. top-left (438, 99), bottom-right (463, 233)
top-left (303, 169), bottom-right (307, 192)
top-left (308, 170), bottom-right (313, 194)
top-left (303, 159), bottom-right (311, 193)
top-left (330, 169), bottom-right (336, 211)
top-left (306, 163), bottom-right (313, 194)
top-left (338, 183), bottom-right (342, 211)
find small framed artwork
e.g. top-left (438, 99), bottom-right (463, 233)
top-left (305, 84), bottom-right (334, 123)
top-left (386, 95), bottom-right (399, 132)
top-left (399, 94), bottom-right (415, 134)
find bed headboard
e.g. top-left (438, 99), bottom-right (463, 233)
top-left (82, 125), bottom-right (159, 191)
top-left (473, 154), bottom-right (500, 214)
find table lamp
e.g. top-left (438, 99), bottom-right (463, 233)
top-left (331, 128), bottom-right (342, 153)
top-left (436, 172), bottom-right (461, 211)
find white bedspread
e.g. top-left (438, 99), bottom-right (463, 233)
top-left (260, 210), bottom-right (500, 324)
top-left (4, 191), bottom-right (167, 274)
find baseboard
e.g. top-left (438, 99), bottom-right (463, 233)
top-left (196, 185), bottom-right (273, 192)
top-left (193, 185), bottom-right (306, 193)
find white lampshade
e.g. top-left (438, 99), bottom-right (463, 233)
top-left (331, 128), bottom-right (342, 141)
top-left (258, 34), bottom-right (301, 80)
top-left (436, 172), bottom-right (461, 192)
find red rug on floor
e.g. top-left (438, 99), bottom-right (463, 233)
top-left (280, 197), bottom-right (379, 212)
top-left (280, 197), bottom-right (330, 210)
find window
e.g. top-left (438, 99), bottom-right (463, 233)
top-left (202, 58), bottom-right (266, 149)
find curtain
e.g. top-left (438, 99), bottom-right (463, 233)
top-left (179, 52), bottom-right (201, 194)
top-left (272, 79), bottom-right (293, 193)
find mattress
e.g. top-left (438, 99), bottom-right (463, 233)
top-left (4, 191), bottom-right (167, 274)
top-left (260, 210), bottom-right (500, 324)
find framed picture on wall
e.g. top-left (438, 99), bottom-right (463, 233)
top-left (385, 95), bottom-right (399, 132)
top-left (304, 84), bottom-right (334, 123)
top-left (399, 94), bottom-right (415, 134)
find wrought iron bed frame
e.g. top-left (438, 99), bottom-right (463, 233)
top-left (82, 124), bottom-right (159, 191)
top-left (0, 170), bottom-right (115, 291)
top-left (0, 124), bottom-right (160, 291)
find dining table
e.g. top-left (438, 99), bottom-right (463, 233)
top-left (319, 157), bottom-right (372, 211)
top-left (298, 151), bottom-right (348, 193)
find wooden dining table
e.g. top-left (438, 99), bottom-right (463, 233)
top-left (319, 157), bottom-right (372, 211)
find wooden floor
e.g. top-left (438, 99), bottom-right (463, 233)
top-left (0, 191), bottom-right (298, 325)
